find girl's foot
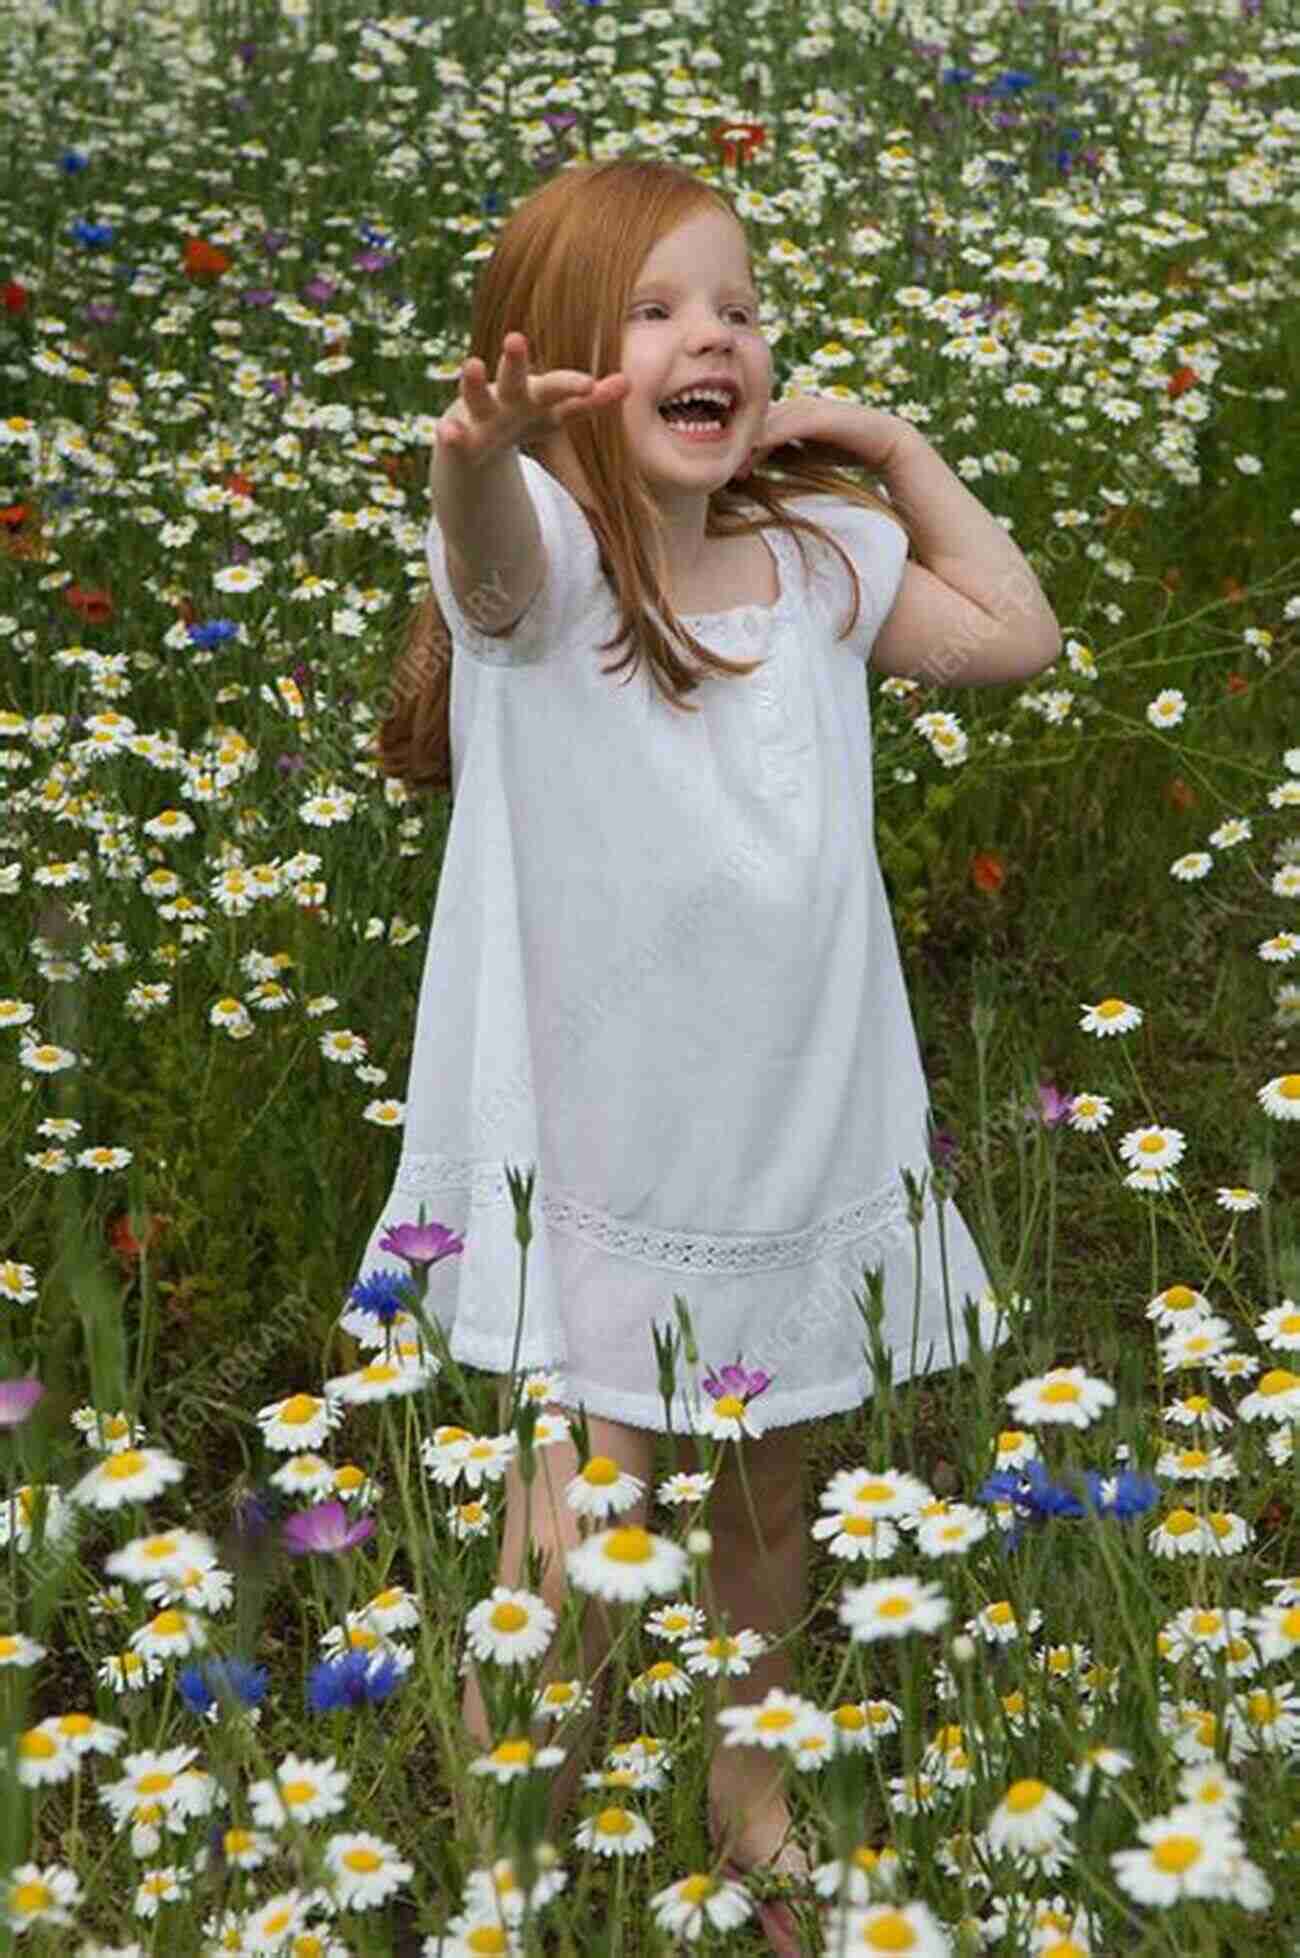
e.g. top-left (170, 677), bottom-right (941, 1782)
top-left (709, 1800), bottom-right (812, 1958)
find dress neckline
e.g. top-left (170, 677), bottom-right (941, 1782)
top-left (676, 528), bottom-right (786, 623)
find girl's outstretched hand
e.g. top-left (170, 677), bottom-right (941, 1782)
top-left (435, 331), bottom-right (630, 472)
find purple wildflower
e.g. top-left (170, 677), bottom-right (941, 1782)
top-left (282, 1501), bottom-right (376, 1556)
top-left (702, 1363), bottom-right (772, 1405)
top-left (377, 1220), bottom-right (463, 1268)
top-left (0, 1380), bottom-right (44, 1427)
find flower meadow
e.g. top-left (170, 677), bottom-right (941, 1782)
top-left (2, 0), bottom-right (1300, 1951)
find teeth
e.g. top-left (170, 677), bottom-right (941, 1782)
top-left (661, 386), bottom-right (735, 410)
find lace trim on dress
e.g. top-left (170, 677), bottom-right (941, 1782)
top-left (392, 1151), bottom-right (913, 1273)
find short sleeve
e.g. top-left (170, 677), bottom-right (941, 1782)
top-left (424, 450), bottom-right (604, 668)
top-left (794, 496), bottom-right (909, 667)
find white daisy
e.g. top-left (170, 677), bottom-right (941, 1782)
top-left (1238, 1368), bottom-right (1300, 1421)
top-left (827, 1700), bottom-right (901, 1752)
top-left (0, 1632), bottom-right (46, 1669)
top-left (656, 1470), bottom-right (716, 1507)
top-left (1005, 1367), bottom-right (1116, 1429)
top-left (3, 1862), bottom-right (81, 1932)
top-left (531, 1678), bottom-right (594, 1723)
top-left (322, 1832), bottom-right (414, 1910)
top-left (679, 1627), bottom-right (767, 1676)
top-left (255, 1392), bottom-right (342, 1452)
top-left (914, 1504), bottom-right (988, 1558)
top-left (573, 1805), bottom-right (654, 1858)
top-left (1066, 1091), bottom-right (1112, 1131)
top-left (628, 1660), bottom-right (692, 1706)
top-left (1111, 1808), bottom-right (1241, 1906)
top-left (470, 1737), bottom-right (567, 1783)
top-left (1256, 1300), bottom-right (1300, 1350)
top-left (985, 1778), bottom-right (1078, 1858)
top-left (694, 1393), bottom-right (765, 1441)
top-left (1258, 1073), bottom-right (1300, 1121)
top-left (1216, 1186), bottom-right (1261, 1214)
top-left (968, 1600), bottom-right (1042, 1645)
top-left (1160, 1317), bottom-right (1234, 1371)
top-left (248, 1754), bottom-right (351, 1829)
top-left (69, 1448), bottom-right (186, 1511)
top-left (1118, 1124), bottom-right (1185, 1172)
top-left (565, 1455), bottom-right (645, 1521)
top-left (566, 1526), bottom-right (687, 1604)
top-left (649, 1869), bottom-right (753, 1940)
top-left (463, 1587), bottom-right (556, 1667)
top-left (325, 1352), bottom-right (437, 1403)
top-left (1252, 1600), bottom-right (1300, 1662)
top-left (826, 1899), bottom-right (952, 1956)
top-left (839, 1576), bottom-right (951, 1644)
top-left (716, 1687), bottom-right (821, 1751)
top-left (14, 1725), bottom-right (78, 1788)
top-left (1163, 1393), bottom-right (1231, 1432)
top-left (1145, 1282), bottom-right (1212, 1329)
top-left (811, 1511), bottom-right (900, 1562)
top-left (819, 1467), bottom-right (932, 1522)
top-left (1078, 997), bottom-right (1142, 1037)
top-left (644, 1601), bottom-right (706, 1643)
top-left (1170, 851), bottom-right (1212, 881)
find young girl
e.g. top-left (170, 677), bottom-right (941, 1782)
top-left (358, 157), bottom-right (1060, 1946)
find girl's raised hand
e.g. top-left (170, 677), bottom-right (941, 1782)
top-left (435, 332), bottom-right (629, 471)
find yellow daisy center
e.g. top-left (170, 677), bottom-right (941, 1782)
top-left (150, 1610), bottom-right (187, 1637)
top-left (1165, 1509), bottom-right (1200, 1536)
top-left (862, 1910), bottom-right (917, 1951)
top-left (596, 1807), bottom-right (634, 1835)
top-left (1259, 1369), bottom-right (1300, 1396)
top-left (136, 1771), bottom-right (173, 1794)
top-left (1281, 1607), bottom-right (1300, 1640)
top-left (1152, 1834), bottom-right (1201, 1874)
top-left (10, 1881), bottom-right (51, 1915)
top-left (281, 1779), bottom-right (317, 1806)
top-left (1177, 1450), bottom-right (1209, 1470)
top-left (603, 1527), bottom-right (652, 1564)
top-left (342, 1847), bottom-right (383, 1873)
top-left (646, 1661), bottom-right (678, 1682)
top-left (855, 1480), bottom-right (895, 1505)
top-left (466, 1931), bottom-right (509, 1955)
top-left (1277, 1074), bottom-right (1300, 1100)
top-left (1192, 1610), bottom-right (1222, 1636)
top-left (713, 1394), bottom-right (745, 1419)
top-left (582, 1456), bottom-right (620, 1486)
top-left (680, 1875), bottom-right (715, 1904)
top-left (1041, 1380), bottom-right (1081, 1404)
top-left (875, 1595), bottom-right (913, 1620)
top-left (987, 1601), bottom-right (1015, 1625)
top-left (490, 1603), bottom-right (528, 1633)
top-left (1095, 997), bottom-right (1127, 1018)
top-left (834, 1705), bottom-right (866, 1729)
top-left (104, 1450), bottom-right (148, 1480)
top-left (1280, 1314), bottom-right (1300, 1336)
top-left (278, 1395), bottom-right (320, 1424)
top-left (841, 1514), bottom-right (877, 1537)
top-left (1004, 1777), bottom-right (1047, 1813)
top-left (492, 1740), bottom-right (534, 1767)
top-left (55, 1714), bottom-right (92, 1737)
top-left (755, 1707), bottom-right (796, 1731)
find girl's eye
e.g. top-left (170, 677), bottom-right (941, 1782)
top-left (633, 304), bottom-right (754, 324)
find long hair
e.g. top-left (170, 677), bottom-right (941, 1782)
top-left (378, 157), bottom-right (913, 796)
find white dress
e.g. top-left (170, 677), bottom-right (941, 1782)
top-left (353, 451), bottom-right (1000, 1432)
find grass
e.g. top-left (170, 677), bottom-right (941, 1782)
top-left (1, 0), bottom-right (1299, 1951)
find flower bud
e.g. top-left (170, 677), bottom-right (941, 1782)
top-left (687, 1528), bottom-right (712, 1559)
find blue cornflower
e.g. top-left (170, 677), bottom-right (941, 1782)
top-left (989, 69), bottom-right (1037, 95)
top-left (69, 219), bottom-right (113, 248)
top-left (187, 619), bottom-right (238, 650)
top-left (59, 149), bottom-right (90, 175)
top-left (178, 1657), bottom-right (269, 1716)
top-left (941, 66), bottom-right (974, 85)
top-left (308, 1649), bottom-right (402, 1713)
top-left (348, 1270), bottom-right (414, 1325)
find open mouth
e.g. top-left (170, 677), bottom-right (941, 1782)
top-left (657, 393), bottom-right (738, 442)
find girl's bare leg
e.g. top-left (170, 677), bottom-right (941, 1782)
top-left (672, 1419), bottom-right (812, 1867)
top-left (460, 1385), bottom-right (656, 1841)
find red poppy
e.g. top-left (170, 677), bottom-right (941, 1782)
top-left (1221, 577), bottom-right (1246, 604)
top-left (63, 582), bottom-right (113, 624)
top-left (1165, 776), bottom-right (1197, 812)
top-left (970, 851), bottom-right (1005, 894)
top-left (0, 503), bottom-right (31, 530)
top-left (1159, 566), bottom-right (1183, 594)
top-left (183, 237), bottom-right (231, 281)
top-left (1166, 365), bottom-right (1198, 399)
top-left (1, 280), bottom-right (28, 315)
top-left (1225, 672), bottom-right (1249, 696)
top-left (713, 121), bottom-right (767, 166)
top-left (107, 1211), bottom-right (168, 1264)
top-left (224, 471), bottom-right (255, 498)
